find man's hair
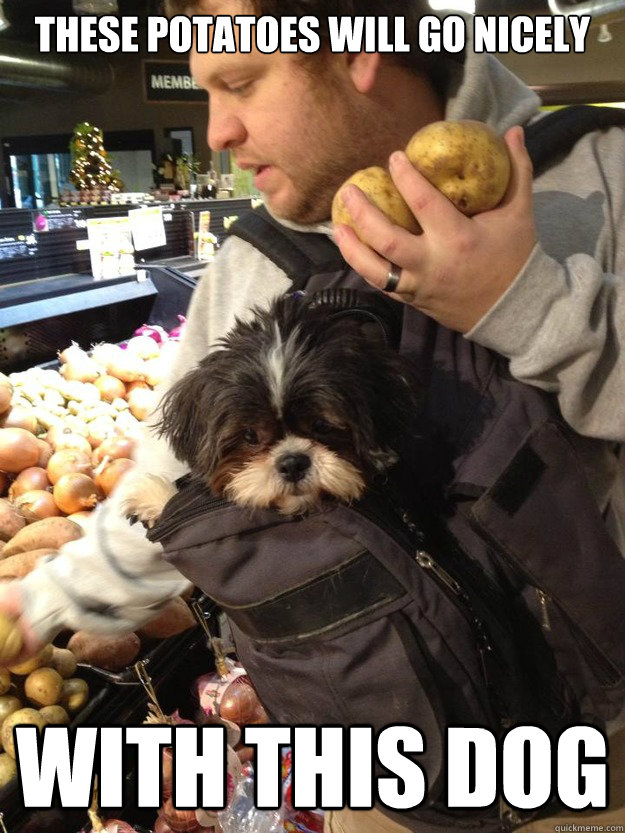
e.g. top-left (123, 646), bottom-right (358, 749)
top-left (164, 0), bottom-right (462, 92)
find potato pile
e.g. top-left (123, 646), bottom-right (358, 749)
top-left (0, 643), bottom-right (88, 788)
top-left (332, 119), bottom-right (511, 237)
top-left (0, 333), bottom-right (182, 573)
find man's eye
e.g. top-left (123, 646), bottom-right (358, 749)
top-left (243, 428), bottom-right (259, 444)
top-left (228, 81), bottom-right (252, 95)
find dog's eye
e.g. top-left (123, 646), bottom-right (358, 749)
top-left (243, 428), bottom-right (259, 445)
top-left (312, 418), bottom-right (333, 435)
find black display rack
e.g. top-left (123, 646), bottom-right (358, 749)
top-left (0, 198), bottom-right (253, 373)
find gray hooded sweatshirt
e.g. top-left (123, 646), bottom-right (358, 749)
top-left (17, 50), bottom-right (625, 641)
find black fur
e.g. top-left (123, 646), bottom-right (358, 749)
top-left (158, 294), bottom-right (422, 486)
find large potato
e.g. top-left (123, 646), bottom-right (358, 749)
top-left (67, 631), bottom-right (141, 671)
top-left (24, 667), bottom-right (64, 707)
top-left (8, 643), bottom-right (53, 675)
top-left (405, 119), bottom-right (510, 215)
top-left (0, 752), bottom-right (17, 787)
top-left (332, 166), bottom-right (420, 238)
top-left (1, 707), bottom-right (46, 758)
top-left (0, 694), bottom-right (22, 726)
top-left (138, 597), bottom-right (196, 640)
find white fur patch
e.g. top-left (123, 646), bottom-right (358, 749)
top-left (117, 473), bottom-right (177, 527)
top-left (225, 435), bottom-right (365, 515)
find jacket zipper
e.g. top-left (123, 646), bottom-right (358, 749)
top-left (147, 489), bottom-right (231, 542)
top-left (470, 515), bottom-right (622, 689)
top-left (357, 499), bottom-right (510, 722)
top-left (534, 589), bottom-right (620, 688)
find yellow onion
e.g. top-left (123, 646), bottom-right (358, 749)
top-left (53, 473), bottom-right (99, 514)
top-left (1, 407), bottom-right (38, 435)
top-left (58, 342), bottom-right (87, 364)
top-left (94, 458), bottom-right (135, 497)
top-left (127, 388), bottom-right (159, 421)
top-left (47, 449), bottom-right (93, 485)
top-left (93, 435), bottom-right (136, 464)
top-left (36, 439), bottom-right (53, 469)
top-left (14, 490), bottom-right (61, 522)
top-left (106, 352), bottom-right (145, 383)
top-left (87, 416), bottom-right (117, 449)
top-left (8, 467), bottom-right (50, 500)
top-left (51, 433), bottom-right (92, 457)
top-left (95, 375), bottom-right (126, 403)
top-left (125, 335), bottom-right (160, 360)
top-left (59, 357), bottom-right (101, 383)
top-left (0, 428), bottom-right (40, 473)
top-left (142, 357), bottom-right (165, 388)
top-left (0, 382), bottom-right (12, 416)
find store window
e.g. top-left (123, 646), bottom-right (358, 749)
top-left (2, 130), bottom-right (155, 208)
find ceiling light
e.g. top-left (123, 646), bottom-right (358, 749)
top-left (428, 0), bottom-right (476, 12)
top-left (72, 0), bottom-right (119, 13)
top-left (0, 1), bottom-right (10, 32)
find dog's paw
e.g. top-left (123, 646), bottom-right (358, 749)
top-left (117, 473), bottom-right (177, 528)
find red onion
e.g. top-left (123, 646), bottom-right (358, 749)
top-left (168, 315), bottom-right (187, 341)
top-left (133, 323), bottom-right (168, 344)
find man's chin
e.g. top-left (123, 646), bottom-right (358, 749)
top-left (262, 192), bottom-right (331, 226)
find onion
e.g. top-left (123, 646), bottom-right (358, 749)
top-left (87, 416), bottom-right (117, 448)
top-left (161, 799), bottom-right (202, 832)
top-left (93, 435), bottom-right (136, 464)
top-left (142, 357), bottom-right (164, 388)
top-left (8, 467), bottom-right (51, 500)
top-left (1, 407), bottom-right (38, 435)
top-left (36, 439), bottom-right (53, 469)
top-left (101, 821), bottom-right (137, 833)
top-left (125, 380), bottom-right (150, 396)
top-left (94, 458), bottom-right (136, 496)
top-left (127, 388), bottom-right (159, 421)
top-left (51, 433), bottom-right (92, 457)
top-left (61, 416), bottom-right (89, 438)
top-left (14, 490), bottom-right (61, 522)
top-left (53, 473), bottom-right (99, 514)
top-left (0, 472), bottom-right (8, 496)
top-left (47, 449), bottom-right (93, 485)
top-left (91, 342), bottom-right (123, 369)
top-left (0, 428), bottom-right (41, 473)
top-left (0, 382), bottom-right (12, 415)
top-left (134, 323), bottom-right (168, 344)
top-left (58, 341), bottom-right (87, 364)
top-left (46, 425), bottom-right (76, 450)
top-left (66, 511), bottom-right (94, 532)
top-left (125, 335), bottom-right (160, 360)
top-left (154, 817), bottom-right (174, 833)
top-left (168, 315), bottom-right (187, 341)
top-left (95, 375), bottom-right (126, 403)
top-left (59, 358), bottom-right (100, 383)
top-left (106, 352), bottom-right (145, 383)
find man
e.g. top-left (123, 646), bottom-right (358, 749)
top-left (0, 2), bottom-right (623, 831)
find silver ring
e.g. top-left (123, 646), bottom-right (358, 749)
top-left (384, 264), bottom-right (401, 293)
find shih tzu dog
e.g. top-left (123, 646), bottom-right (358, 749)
top-left (121, 290), bottom-right (421, 522)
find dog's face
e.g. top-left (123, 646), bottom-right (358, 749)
top-left (158, 295), bottom-right (420, 514)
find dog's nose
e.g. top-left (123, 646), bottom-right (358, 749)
top-left (277, 453), bottom-right (311, 482)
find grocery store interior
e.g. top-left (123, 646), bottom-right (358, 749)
top-left (0, 0), bottom-right (624, 831)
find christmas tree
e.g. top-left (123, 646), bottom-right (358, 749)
top-left (69, 121), bottom-right (123, 192)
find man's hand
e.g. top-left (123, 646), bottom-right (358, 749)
top-left (0, 584), bottom-right (45, 666)
top-left (333, 126), bottom-right (537, 334)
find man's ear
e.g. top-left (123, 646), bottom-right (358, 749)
top-left (347, 51), bottom-right (382, 94)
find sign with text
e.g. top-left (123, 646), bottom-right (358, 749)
top-left (143, 60), bottom-right (206, 103)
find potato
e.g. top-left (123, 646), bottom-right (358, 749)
top-left (332, 166), bottom-right (420, 238)
top-left (138, 597), bottom-right (196, 640)
top-left (0, 695), bottom-right (22, 725)
top-left (24, 667), bottom-right (64, 707)
top-left (0, 613), bottom-right (23, 666)
top-left (0, 499), bottom-right (26, 544)
top-left (0, 669), bottom-right (10, 696)
top-left (2, 517), bottom-right (83, 558)
top-left (39, 704), bottom-right (69, 726)
top-left (405, 119), bottom-right (511, 216)
top-left (1, 707), bottom-right (46, 758)
top-left (49, 647), bottom-right (77, 679)
top-left (0, 548), bottom-right (56, 580)
top-left (67, 631), bottom-right (141, 671)
top-left (0, 751), bottom-right (17, 787)
top-left (60, 678), bottom-right (89, 715)
top-left (8, 643), bottom-right (54, 675)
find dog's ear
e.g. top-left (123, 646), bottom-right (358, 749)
top-left (157, 362), bottom-right (215, 464)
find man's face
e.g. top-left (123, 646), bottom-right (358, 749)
top-left (190, 1), bottom-right (387, 224)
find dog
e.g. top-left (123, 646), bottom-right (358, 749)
top-left (120, 292), bottom-right (421, 522)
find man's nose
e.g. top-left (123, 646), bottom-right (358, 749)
top-left (208, 105), bottom-right (246, 152)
